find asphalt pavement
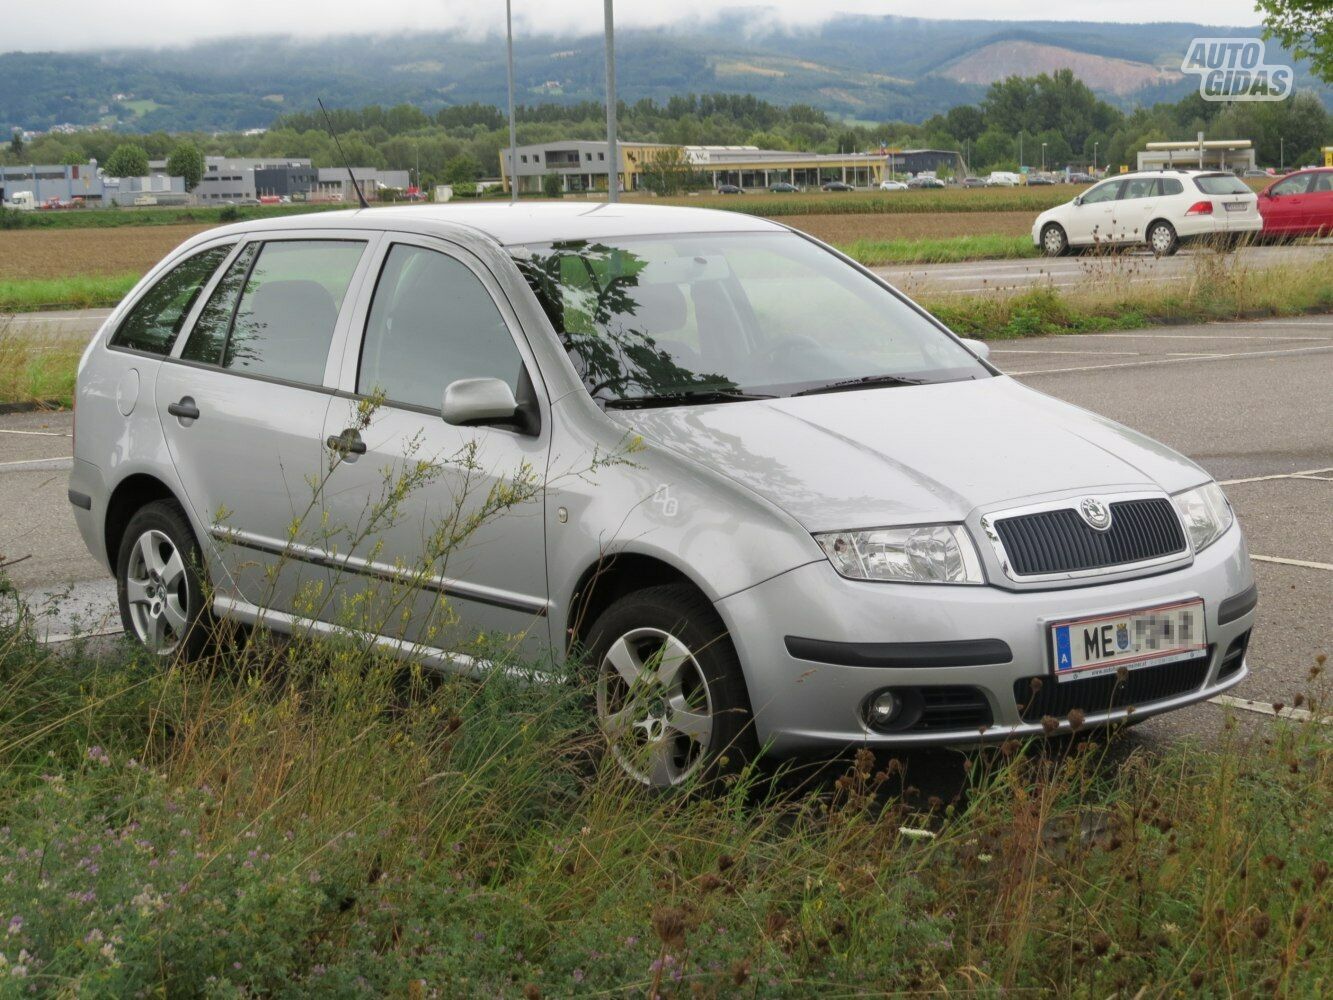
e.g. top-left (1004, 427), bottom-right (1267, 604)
top-left (1, 315), bottom-right (1329, 743)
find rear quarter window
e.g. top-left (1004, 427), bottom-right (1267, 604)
top-left (1160, 178), bottom-right (1184, 196)
top-left (109, 245), bottom-right (233, 355)
top-left (1194, 175), bottom-right (1250, 195)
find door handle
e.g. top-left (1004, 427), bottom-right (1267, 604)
top-left (326, 428), bottom-right (367, 456)
top-left (167, 397), bottom-right (200, 420)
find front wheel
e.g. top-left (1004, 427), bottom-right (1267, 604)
top-left (588, 584), bottom-right (756, 789)
top-left (116, 499), bottom-right (210, 661)
top-left (1040, 223), bottom-right (1069, 257)
top-left (1147, 220), bottom-right (1179, 257)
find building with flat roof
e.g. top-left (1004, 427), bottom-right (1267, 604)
top-left (1137, 140), bottom-right (1256, 172)
top-left (312, 167), bottom-right (411, 203)
top-left (0, 163), bottom-right (106, 204)
top-left (499, 141), bottom-right (967, 193)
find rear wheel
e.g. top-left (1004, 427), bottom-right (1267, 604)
top-left (1040, 223), bottom-right (1069, 257)
top-left (1147, 220), bottom-right (1179, 257)
top-left (115, 500), bottom-right (209, 661)
top-left (587, 584), bottom-right (756, 788)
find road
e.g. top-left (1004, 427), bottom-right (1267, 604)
top-left (2, 315), bottom-right (1330, 741)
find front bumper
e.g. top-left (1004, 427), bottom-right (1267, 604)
top-left (719, 525), bottom-right (1255, 754)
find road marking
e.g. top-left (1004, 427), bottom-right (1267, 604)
top-left (1220, 466), bottom-right (1333, 485)
top-left (1211, 694), bottom-right (1329, 725)
top-left (39, 625), bottom-right (123, 645)
top-left (1066, 332), bottom-right (1332, 341)
top-left (1009, 344), bottom-right (1333, 376)
top-left (1251, 554), bottom-right (1333, 572)
top-left (0, 457), bottom-right (74, 472)
top-left (990, 349), bottom-right (1142, 356)
top-left (0, 428), bottom-right (70, 437)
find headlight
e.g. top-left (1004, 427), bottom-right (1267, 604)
top-left (1172, 482), bottom-right (1234, 552)
top-left (815, 524), bottom-right (984, 585)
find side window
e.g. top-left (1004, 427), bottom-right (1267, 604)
top-left (1272, 174), bottom-right (1311, 196)
top-left (1160, 178), bottom-right (1184, 196)
top-left (1080, 180), bottom-right (1122, 205)
top-left (109, 245), bottom-right (232, 355)
top-left (358, 244), bottom-right (524, 410)
top-left (1311, 173), bottom-right (1333, 194)
top-left (1120, 178), bottom-right (1156, 200)
top-left (182, 244), bottom-right (256, 364)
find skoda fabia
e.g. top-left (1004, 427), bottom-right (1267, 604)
top-left (70, 203), bottom-right (1257, 787)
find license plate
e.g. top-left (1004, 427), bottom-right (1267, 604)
top-left (1049, 599), bottom-right (1206, 682)
top-left (1224, 201), bottom-right (1248, 212)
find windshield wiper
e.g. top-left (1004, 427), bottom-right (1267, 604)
top-left (791, 373), bottom-right (926, 397)
top-left (603, 389), bottom-right (777, 409)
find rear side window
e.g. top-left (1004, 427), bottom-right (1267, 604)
top-left (1195, 174), bottom-right (1250, 195)
top-left (1312, 173), bottom-right (1333, 194)
top-left (180, 239), bottom-right (366, 385)
top-left (1120, 177), bottom-right (1157, 200)
top-left (358, 244), bottom-right (523, 409)
top-left (109, 245), bottom-right (232, 355)
top-left (1160, 178), bottom-right (1184, 196)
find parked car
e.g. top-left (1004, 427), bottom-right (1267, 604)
top-left (716, 184), bottom-right (744, 195)
top-left (820, 181), bottom-right (855, 192)
top-left (986, 172), bottom-right (1021, 187)
top-left (1032, 169), bottom-right (1262, 256)
top-left (1257, 167), bottom-right (1333, 238)
top-left (1243, 169), bottom-right (1272, 179)
top-left (907, 176), bottom-right (946, 189)
top-left (768, 182), bottom-right (801, 193)
top-left (72, 203), bottom-right (1256, 788)
top-left (1025, 175), bottom-right (1055, 186)
top-left (878, 180), bottom-right (908, 191)
top-left (1067, 172), bottom-right (1096, 184)
top-left (961, 177), bottom-right (987, 188)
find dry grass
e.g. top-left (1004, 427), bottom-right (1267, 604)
top-left (0, 316), bottom-right (86, 406)
top-left (0, 224), bottom-right (210, 282)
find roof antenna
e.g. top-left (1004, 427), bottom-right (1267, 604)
top-left (317, 98), bottom-right (370, 210)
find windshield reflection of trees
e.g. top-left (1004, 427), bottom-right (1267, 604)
top-left (518, 240), bottom-right (738, 401)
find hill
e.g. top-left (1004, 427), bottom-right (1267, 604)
top-left (1, 14), bottom-right (1329, 133)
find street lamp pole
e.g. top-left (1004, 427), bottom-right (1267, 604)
top-left (506, 0), bottom-right (517, 204)
top-left (1280, 136), bottom-right (1285, 172)
top-left (1093, 142), bottom-right (1098, 176)
top-left (604, 0), bottom-right (619, 202)
top-left (1041, 142), bottom-right (1047, 172)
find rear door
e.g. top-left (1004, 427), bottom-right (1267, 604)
top-left (1113, 176), bottom-right (1160, 244)
top-left (1304, 171), bottom-right (1333, 235)
top-left (156, 231), bottom-right (378, 613)
top-left (316, 235), bottom-right (553, 660)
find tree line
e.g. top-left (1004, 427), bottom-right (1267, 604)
top-left (4, 73), bottom-right (1328, 187)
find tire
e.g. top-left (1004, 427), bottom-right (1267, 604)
top-left (115, 499), bottom-right (210, 662)
top-left (586, 583), bottom-right (757, 788)
top-left (1040, 223), bottom-right (1069, 257)
top-left (1147, 220), bottom-right (1179, 257)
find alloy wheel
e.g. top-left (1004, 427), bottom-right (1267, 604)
top-left (595, 627), bottom-right (715, 787)
top-left (124, 528), bottom-right (190, 654)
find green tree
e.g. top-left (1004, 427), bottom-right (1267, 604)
top-left (1257, 0), bottom-right (1333, 84)
top-left (443, 154), bottom-right (482, 185)
top-left (9, 130), bottom-right (22, 157)
top-left (103, 143), bottom-right (150, 178)
top-left (541, 173), bottom-right (564, 198)
top-left (166, 142), bottom-right (205, 190)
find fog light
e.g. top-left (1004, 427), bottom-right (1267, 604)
top-left (866, 689), bottom-right (901, 728)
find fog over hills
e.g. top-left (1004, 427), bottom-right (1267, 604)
top-left (2, 14), bottom-right (1328, 133)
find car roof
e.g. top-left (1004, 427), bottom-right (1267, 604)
top-left (207, 201), bottom-right (784, 248)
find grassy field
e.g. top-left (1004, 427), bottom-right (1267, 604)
top-left (655, 185), bottom-right (1083, 217)
top-left (0, 202), bottom-right (350, 231)
top-left (0, 582), bottom-right (1328, 994)
top-left (846, 235), bottom-right (1035, 266)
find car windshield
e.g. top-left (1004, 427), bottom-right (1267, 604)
top-left (512, 231), bottom-right (988, 405)
top-left (1195, 174), bottom-right (1251, 195)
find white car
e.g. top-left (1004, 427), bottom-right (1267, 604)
top-left (1033, 169), bottom-right (1262, 256)
top-left (986, 172), bottom-right (1021, 187)
top-left (878, 180), bottom-right (908, 191)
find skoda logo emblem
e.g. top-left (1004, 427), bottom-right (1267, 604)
top-left (1078, 497), bottom-right (1112, 531)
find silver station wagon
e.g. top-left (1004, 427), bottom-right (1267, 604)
top-left (70, 203), bottom-right (1257, 787)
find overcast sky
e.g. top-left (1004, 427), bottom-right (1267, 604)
top-left (5, 1), bottom-right (1266, 53)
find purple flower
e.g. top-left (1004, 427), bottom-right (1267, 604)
top-left (572, 969), bottom-right (585, 984)
top-left (7, 915), bottom-right (22, 936)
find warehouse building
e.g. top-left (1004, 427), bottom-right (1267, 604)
top-left (499, 141), bottom-right (968, 193)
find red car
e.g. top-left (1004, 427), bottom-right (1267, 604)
top-left (1257, 167), bottom-right (1333, 238)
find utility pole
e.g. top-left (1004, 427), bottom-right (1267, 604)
top-left (1018, 133), bottom-right (1023, 171)
top-left (506, 0), bottom-right (518, 203)
top-left (1280, 136), bottom-right (1285, 172)
top-left (604, 0), bottom-right (618, 202)
top-left (1093, 141), bottom-right (1098, 176)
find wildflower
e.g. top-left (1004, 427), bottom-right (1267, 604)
top-left (1066, 708), bottom-right (1086, 732)
top-left (100, 942), bottom-right (116, 962)
top-left (1041, 715), bottom-right (1060, 734)
top-left (5, 916), bottom-right (20, 937)
top-left (572, 969), bottom-right (585, 984)
top-left (652, 908), bottom-right (687, 949)
top-left (85, 746), bottom-right (111, 767)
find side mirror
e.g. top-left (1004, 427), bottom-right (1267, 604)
top-left (442, 377), bottom-right (519, 426)
top-left (1072, 195), bottom-right (1084, 207)
top-left (961, 337), bottom-right (991, 361)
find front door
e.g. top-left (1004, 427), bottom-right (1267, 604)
top-left (317, 237), bottom-right (553, 663)
top-left (1262, 173), bottom-right (1311, 235)
top-left (157, 234), bottom-right (374, 613)
top-left (1067, 179), bottom-right (1123, 246)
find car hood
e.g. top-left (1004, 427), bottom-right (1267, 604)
top-left (614, 376), bottom-right (1207, 531)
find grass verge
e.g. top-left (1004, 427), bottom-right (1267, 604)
top-left (844, 234), bottom-right (1036, 266)
top-left (0, 317), bottom-right (87, 408)
top-left (0, 203), bottom-right (349, 231)
top-left (0, 600), bottom-right (1328, 994)
top-left (0, 274), bottom-right (139, 312)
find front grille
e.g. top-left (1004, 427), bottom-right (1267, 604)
top-left (910, 687), bottom-right (993, 732)
top-left (1219, 630), bottom-right (1250, 680)
top-left (995, 498), bottom-right (1186, 576)
top-left (1013, 653), bottom-right (1211, 722)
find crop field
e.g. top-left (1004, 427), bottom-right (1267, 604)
top-left (771, 210), bottom-right (1034, 243)
top-left (0, 223), bottom-right (210, 282)
top-left (653, 185), bottom-right (1085, 217)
